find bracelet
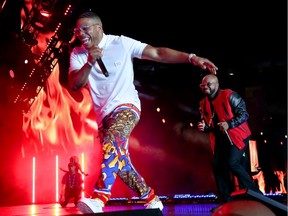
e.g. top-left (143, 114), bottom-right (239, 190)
top-left (188, 53), bottom-right (196, 63)
top-left (87, 60), bottom-right (93, 67)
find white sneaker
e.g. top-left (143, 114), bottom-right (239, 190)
top-left (77, 197), bottom-right (104, 213)
top-left (145, 196), bottom-right (164, 211)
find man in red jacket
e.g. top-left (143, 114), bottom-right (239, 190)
top-left (197, 74), bottom-right (262, 209)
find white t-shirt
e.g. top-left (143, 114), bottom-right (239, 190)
top-left (69, 33), bottom-right (147, 126)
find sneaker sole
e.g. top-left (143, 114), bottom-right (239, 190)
top-left (145, 202), bottom-right (164, 211)
top-left (77, 200), bottom-right (96, 214)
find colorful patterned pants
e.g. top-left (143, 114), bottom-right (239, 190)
top-left (93, 104), bottom-right (155, 204)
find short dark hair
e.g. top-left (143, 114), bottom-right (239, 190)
top-left (78, 11), bottom-right (101, 21)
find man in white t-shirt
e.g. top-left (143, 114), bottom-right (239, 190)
top-left (69, 11), bottom-right (218, 214)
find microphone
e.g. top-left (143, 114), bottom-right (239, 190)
top-left (96, 58), bottom-right (109, 77)
top-left (224, 130), bottom-right (233, 146)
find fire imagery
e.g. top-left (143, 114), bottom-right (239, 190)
top-left (19, 0), bottom-right (98, 157)
top-left (21, 63), bottom-right (97, 156)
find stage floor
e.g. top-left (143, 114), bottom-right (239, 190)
top-left (0, 202), bottom-right (218, 216)
top-left (1, 196), bottom-right (287, 216)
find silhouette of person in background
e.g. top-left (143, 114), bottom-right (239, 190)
top-left (59, 157), bottom-right (84, 207)
top-left (69, 156), bottom-right (88, 176)
top-left (60, 156), bottom-right (88, 176)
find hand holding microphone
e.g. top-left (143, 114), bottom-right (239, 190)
top-left (87, 45), bottom-right (109, 77)
top-left (96, 58), bottom-right (109, 77)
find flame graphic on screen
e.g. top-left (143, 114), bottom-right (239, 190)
top-left (21, 64), bottom-right (97, 157)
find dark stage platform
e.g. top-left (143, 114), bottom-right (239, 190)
top-left (1, 198), bottom-right (287, 216)
top-left (0, 203), bottom-right (217, 216)
top-left (1, 191), bottom-right (287, 216)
